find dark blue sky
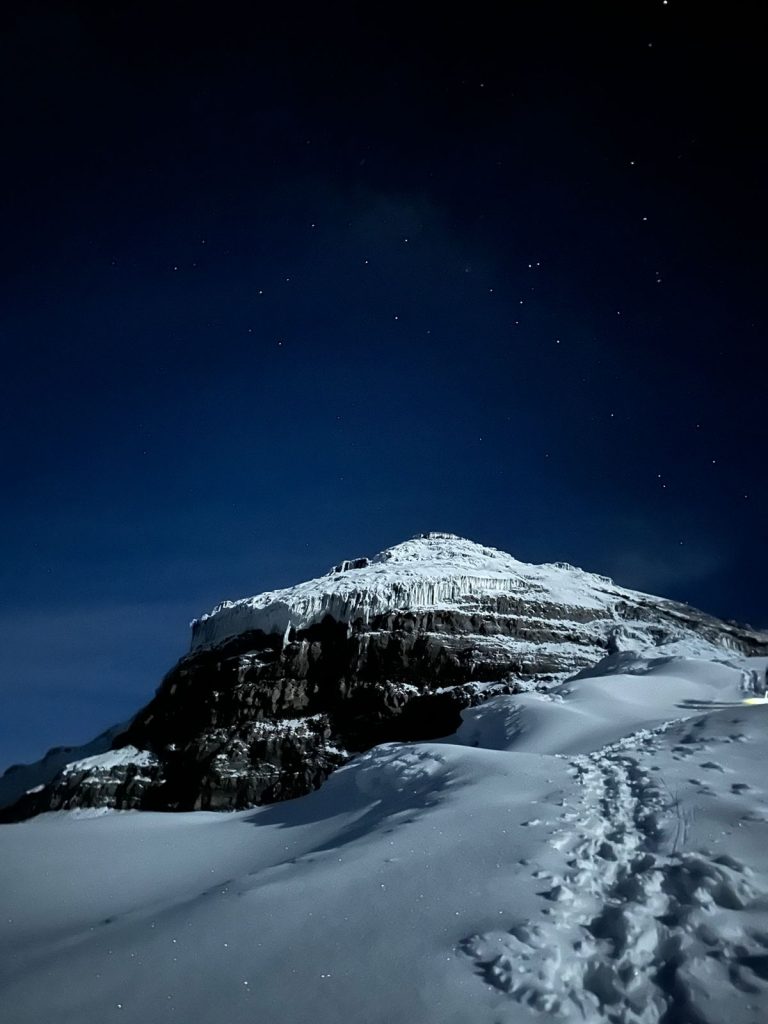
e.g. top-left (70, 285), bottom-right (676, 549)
top-left (1, 2), bottom-right (765, 768)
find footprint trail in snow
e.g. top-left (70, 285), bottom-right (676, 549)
top-left (463, 716), bottom-right (768, 1023)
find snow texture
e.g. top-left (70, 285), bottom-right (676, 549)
top-left (2, 655), bottom-right (768, 1023)
top-left (62, 746), bottom-right (158, 774)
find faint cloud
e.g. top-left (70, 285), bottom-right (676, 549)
top-left (606, 545), bottom-right (728, 596)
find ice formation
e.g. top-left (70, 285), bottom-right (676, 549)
top-left (191, 533), bottom-right (640, 649)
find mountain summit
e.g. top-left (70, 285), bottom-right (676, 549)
top-left (3, 534), bottom-right (766, 819)
top-left (190, 532), bottom-right (626, 649)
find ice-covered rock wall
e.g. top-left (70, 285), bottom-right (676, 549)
top-left (190, 533), bottom-right (620, 650)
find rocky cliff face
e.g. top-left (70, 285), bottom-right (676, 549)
top-left (3, 534), bottom-right (767, 820)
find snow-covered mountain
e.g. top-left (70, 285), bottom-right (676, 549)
top-left (188, 532), bottom-right (755, 653)
top-left (2, 533), bottom-right (766, 819)
top-left (1, 653), bottom-right (767, 1024)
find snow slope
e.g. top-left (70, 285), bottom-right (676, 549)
top-left (1, 656), bottom-right (767, 1024)
top-left (0, 721), bottom-right (127, 810)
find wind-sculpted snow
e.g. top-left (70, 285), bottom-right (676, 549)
top-left (2, 655), bottom-right (768, 1024)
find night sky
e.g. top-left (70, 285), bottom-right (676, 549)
top-left (1, 2), bottom-right (765, 768)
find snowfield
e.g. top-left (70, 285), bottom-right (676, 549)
top-left (1, 654), bottom-right (768, 1023)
